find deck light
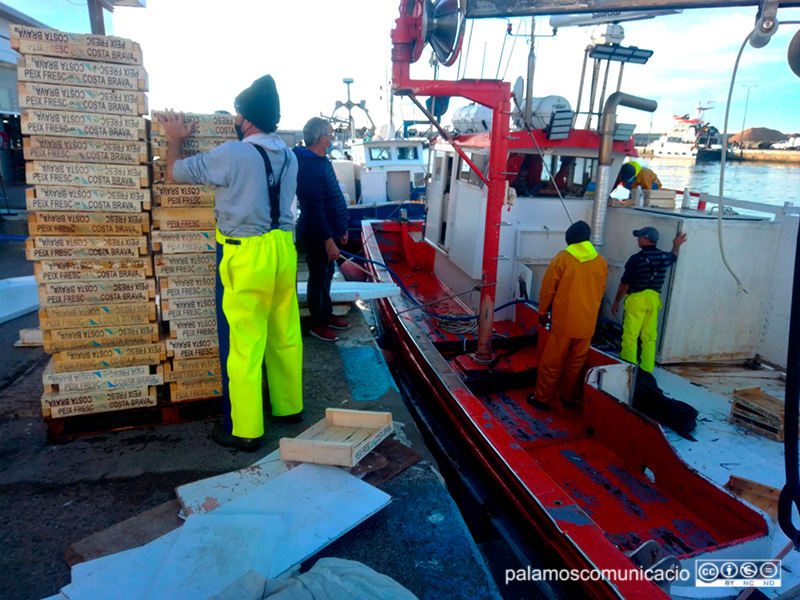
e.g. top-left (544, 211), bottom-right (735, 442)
top-left (612, 123), bottom-right (637, 142)
top-left (546, 110), bottom-right (574, 140)
top-left (589, 43), bottom-right (653, 64)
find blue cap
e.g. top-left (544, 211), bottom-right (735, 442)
top-left (633, 227), bottom-right (659, 242)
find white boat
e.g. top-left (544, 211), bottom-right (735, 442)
top-left (645, 104), bottom-right (725, 162)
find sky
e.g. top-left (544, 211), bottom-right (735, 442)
top-left (7, 0), bottom-right (800, 135)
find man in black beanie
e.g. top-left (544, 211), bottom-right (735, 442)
top-left (157, 75), bottom-right (303, 452)
top-left (526, 220), bottom-right (608, 411)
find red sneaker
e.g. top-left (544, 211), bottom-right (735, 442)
top-left (310, 325), bottom-right (339, 342)
top-left (328, 315), bottom-right (350, 330)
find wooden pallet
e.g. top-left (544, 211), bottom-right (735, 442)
top-left (44, 394), bottom-right (223, 441)
top-left (729, 386), bottom-right (790, 441)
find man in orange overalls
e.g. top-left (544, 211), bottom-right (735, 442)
top-left (527, 221), bottom-right (608, 411)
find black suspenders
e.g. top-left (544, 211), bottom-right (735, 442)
top-left (251, 144), bottom-right (289, 231)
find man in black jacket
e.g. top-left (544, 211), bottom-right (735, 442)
top-left (294, 118), bottom-right (349, 341)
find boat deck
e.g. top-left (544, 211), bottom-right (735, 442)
top-left (367, 221), bottom-right (773, 597)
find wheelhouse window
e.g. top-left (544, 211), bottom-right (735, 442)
top-left (458, 152), bottom-right (488, 187)
top-left (396, 146), bottom-right (419, 160)
top-left (369, 147), bottom-right (391, 161)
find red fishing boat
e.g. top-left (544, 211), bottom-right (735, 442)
top-left (357, 1), bottom-right (793, 597)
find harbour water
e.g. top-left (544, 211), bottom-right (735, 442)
top-left (641, 158), bottom-right (800, 208)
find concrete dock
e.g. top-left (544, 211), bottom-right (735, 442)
top-left (0, 217), bottom-right (504, 600)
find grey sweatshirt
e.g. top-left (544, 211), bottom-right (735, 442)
top-left (172, 132), bottom-right (298, 237)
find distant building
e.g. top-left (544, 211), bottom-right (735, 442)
top-left (0, 3), bottom-right (50, 183)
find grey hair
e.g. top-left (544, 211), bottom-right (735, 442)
top-left (303, 117), bottom-right (331, 147)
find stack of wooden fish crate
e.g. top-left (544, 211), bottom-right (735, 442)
top-left (13, 26), bottom-right (228, 438)
top-left (150, 112), bottom-right (234, 405)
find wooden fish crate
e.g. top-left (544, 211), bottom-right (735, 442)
top-left (729, 387), bottom-right (792, 441)
top-left (151, 207), bottom-right (216, 231)
top-left (26, 185), bottom-right (151, 212)
top-left (169, 377), bottom-right (223, 402)
top-left (152, 184), bottom-right (215, 207)
top-left (42, 359), bottom-right (162, 394)
top-left (643, 190), bottom-right (677, 209)
top-left (17, 83), bottom-right (147, 116)
top-left (163, 358), bottom-right (221, 382)
top-left (280, 409), bottom-right (394, 467)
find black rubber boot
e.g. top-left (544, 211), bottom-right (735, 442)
top-left (211, 422), bottom-right (261, 452)
top-left (526, 394), bottom-right (551, 411)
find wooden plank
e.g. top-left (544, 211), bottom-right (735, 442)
top-left (14, 327), bottom-right (43, 347)
top-left (29, 221), bottom-right (146, 237)
top-left (10, 25), bottom-right (141, 57)
top-left (26, 160), bottom-right (148, 187)
top-left (43, 324), bottom-right (160, 352)
top-left (150, 111), bottom-right (236, 138)
top-left (151, 207), bottom-right (215, 231)
top-left (26, 245), bottom-right (144, 260)
top-left (326, 408), bottom-right (393, 429)
top-left (14, 38), bottom-right (143, 66)
top-left (157, 240), bottom-right (216, 254)
top-left (17, 83), bottom-right (147, 115)
top-left (34, 255), bottom-right (152, 273)
top-left (165, 337), bottom-right (219, 360)
top-left (40, 301), bottom-right (154, 320)
top-left (159, 275), bottom-right (215, 300)
top-left (21, 109), bottom-right (146, 140)
top-left (40, 313), bottom-right (154, 330)
top-left (168, 317), bottom-right (217, 340)
top-left (733, 387), bottom-right (785, 420)
top-left (65, 499), bottom-right (183, 568)
top-left (150, 230), bottom-right (214, 244)
top-left (41, 386), bottom-right (156, 418)
top-left (161, 297), bottom-right (216, 320)
top-left (26, 185), bottom-right (151, 212)
top-left (27, 235), bottom-right (147, 252)
top-left (152, 184), bottom-right (215, 207)
top-left (30, 210), bottom-right (149, 228)
top-left (168, 357), bottom-right (221, 373)
top-left (170, 377), bottom-right (223, 401)
top-left (38, 279), bottom-right (156, 306)
top-left (154, 253), bottom-right (216, 276)
top-left (150, 135), bottom-right (228, 158)
top-left (724, 475), bottom-right (780, 520)
top-left (163, 358), bottom-right (221, 382)
top-left (17, 56), bottom-right (147, 91)
top-left (35, 263), bottom-right (150, 283)
top-left (24, 136), bottom-right (147, 164)
top-left (52, 343), bottom-right (165, 373)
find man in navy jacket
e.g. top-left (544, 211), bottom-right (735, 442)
top-left (294, 117), bottom-right (349, 341)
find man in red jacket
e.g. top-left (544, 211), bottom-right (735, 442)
top-left (293, 118), bottom-right (350, 342)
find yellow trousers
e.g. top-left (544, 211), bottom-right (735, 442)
top-left (216, 229), bottom-right (303, 438)
top-left (621, 289), bottom-right (662, 373)
top-left (535, 333), bottom-right (592, 405)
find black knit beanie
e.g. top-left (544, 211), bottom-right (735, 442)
top-left (565, 220), bottom-right (591, 245)
top-left (234, 75), bottom-right (280, 132)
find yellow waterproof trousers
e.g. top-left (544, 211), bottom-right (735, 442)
top-left (621, 289), bottom-right (662, 373)
top-left (216, 229), bottom-right (303, 438)
top-left (534, 333), bottom-right (592, 405)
